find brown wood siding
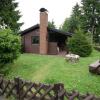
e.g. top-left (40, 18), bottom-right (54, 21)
top-left (22, 29), bottom-right (40, 53)
top-left (48, 42), bottom-right (58, 55)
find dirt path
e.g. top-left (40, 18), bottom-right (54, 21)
top-left (31, 61), bottom-right (54, 82)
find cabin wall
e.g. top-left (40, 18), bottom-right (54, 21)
top-left (48, 42), bottom-right (58, 55)
top-left (22, 29), bottom-right (40, 53)
top-left (21, 29), bottom-right (68, 55)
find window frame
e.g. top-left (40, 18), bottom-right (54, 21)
top-left (31, 36), bottom-right (39, 44)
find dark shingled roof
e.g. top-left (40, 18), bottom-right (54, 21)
top-left (21, 24), bottom-right (72, 36)
top-left (21, 24), bottom-right (39, 35)
top-left (48, 28), bottom-right (72, 36)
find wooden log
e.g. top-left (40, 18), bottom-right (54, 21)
top-left (89, 60), bottom-right (100, 74)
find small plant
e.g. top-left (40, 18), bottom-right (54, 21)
top-left (0, 29), bottom-right (21, 74)
top-left (68, 30), bottom-right (92, 57)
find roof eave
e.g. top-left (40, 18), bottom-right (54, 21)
top-left (21, 24), bottom-right (39, 36)
top-left (48, 28), bottom-right (72, 37)
top-left (20, 24), bottom-right (72, 37)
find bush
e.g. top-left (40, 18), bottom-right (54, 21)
top-left (68, 31), bottom-right (92, 57)
top-left (0, 29), bottom-right (21, 68)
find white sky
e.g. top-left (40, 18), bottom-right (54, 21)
top-left (16, 0), bottom-right (81, 30)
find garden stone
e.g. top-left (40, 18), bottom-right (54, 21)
top-left (65, 54), bottom-right (80, 63)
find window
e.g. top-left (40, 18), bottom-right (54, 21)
top-left (31, 36), bottom-right (39, 44)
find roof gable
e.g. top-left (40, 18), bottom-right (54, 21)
top-left (21, 24), bottom-right (39, 35)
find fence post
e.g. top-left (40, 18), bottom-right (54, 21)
top-left (54, 83), bottom-right (64, 100)
top-left (14, 78), bottom-right (20, 100)
top-left (14, 77), bottom-right (24, 100)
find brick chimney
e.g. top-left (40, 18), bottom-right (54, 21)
top-left (39, 8), bottom-right (48, 54)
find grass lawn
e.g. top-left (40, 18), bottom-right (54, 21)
top-left (6, 50), bottom-right (100, 96)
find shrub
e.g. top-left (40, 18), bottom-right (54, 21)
top-left (0, 29), bottom-right (21, 68)
top-left (68, 31), bottom-right (92, 57)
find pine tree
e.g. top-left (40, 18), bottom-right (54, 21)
top-left (48, 20), bottom-right (56, 29)
top-left (81, 0), bottom-right (100, 43)
top-left (61, 3), bottom-right (81, 33)
top-left (68, 30), bottom-right (92, 57)
top-left (0, 0), bottom-right (23, 32)
top-left (60, 18), bottom-right (70, 31)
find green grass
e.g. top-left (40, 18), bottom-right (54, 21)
top-left (6, 50), bottom-right (100, 96)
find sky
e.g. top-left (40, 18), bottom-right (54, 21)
top-left (16, 0), bottom-right (81, 30)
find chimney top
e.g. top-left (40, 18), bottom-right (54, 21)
top-left (39, 8), bottom-right (48, 12)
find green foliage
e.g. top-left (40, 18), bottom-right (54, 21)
top-left (68, 31), bottom-right (92, 57)
top-left (61, 18), bottom-right (70, 31)
top-left (81, 0), bottom-right (100, 43)
top-left (61, 3), bottom-right (81, 33)
top-left (0, 29), bottom-right (21, 68)
top-left (0, 0), bottom-right (23, 32)
top-left (61, 1), bottom-right (100, 43)
top-left (48, 20), bottom-right (56, 29)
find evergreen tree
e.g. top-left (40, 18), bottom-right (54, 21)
top-left (61, 3), bottom-right (81, 33)
top-left (60, 18), bottom-right (70, 31)
top-left (48, 20), bottom-right (56, 29)
top-left (68, 30), bottom-right (92, 57)
top-left (0, 0), bottom-right (23, 32)
top-left (81, 0), bottom-right (100, 43)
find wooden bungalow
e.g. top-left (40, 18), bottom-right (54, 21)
top-left (21, 8), bottom-right (72, 55)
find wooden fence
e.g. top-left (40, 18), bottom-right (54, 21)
top-left (0, 75), bottom-right (100, 100)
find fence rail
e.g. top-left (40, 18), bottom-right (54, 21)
top-left (0, 75), bottom-right (100, 100)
